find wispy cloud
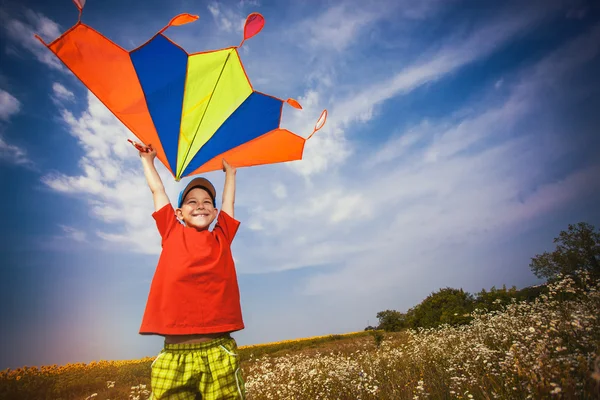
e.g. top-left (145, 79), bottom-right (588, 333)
top-left (0, 136), bottom-right (31, 166)
top-left (294, 0), bottom-right (453, 53)
top-left (238, 19), bottom-right (600, 288)
top-left (290, 0), bottom-right (583, 177)
top-left (41, 91), bottom-right (183, 255)
top-left (273, 183), bottom-right (287, 199)
top-left (207, 2), bottom-right (245, 34)
top-left (298, 3), bottom-right (383, 53)
top-left (301, 161), bottom-right (600, 297)
top-left (51, 82), bottom-right (75, 105)
top-left (58, 225), bottom-right (87, 243)
top-left (1, 9), bottom-right (64, 71)
top-left (0, 88), bottom-right (32, 167)
top-left (0, 89), bottom-right (21, 121)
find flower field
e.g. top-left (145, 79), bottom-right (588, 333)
top-left (2, 273), bottom-right (599, 399)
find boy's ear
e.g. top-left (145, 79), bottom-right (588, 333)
top-left (175, 208), bottom-right (184, 219)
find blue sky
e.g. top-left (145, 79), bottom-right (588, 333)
top-left (1, 0), bottom-right (599, 370)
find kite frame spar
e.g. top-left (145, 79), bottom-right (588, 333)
top-left (35, 1), bottom-right (327, 180)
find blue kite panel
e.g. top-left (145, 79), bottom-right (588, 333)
top-left (131, 34), bottom-right (187, 174)
top-left (182, 92), bottom-right (282, 176)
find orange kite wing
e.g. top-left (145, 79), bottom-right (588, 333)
top-left (46, 24), bottom-right (171, 174)
top-left (188, 129), bottom-right (307, 175)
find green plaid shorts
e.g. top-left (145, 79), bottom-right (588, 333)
top-left (149, 337), bottom-right (245, 400)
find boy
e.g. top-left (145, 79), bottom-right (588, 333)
top-left (133, 141), bottom-right (245, 399)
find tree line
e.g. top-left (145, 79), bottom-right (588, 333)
top-left (367, 222), bottom-right (600, 332)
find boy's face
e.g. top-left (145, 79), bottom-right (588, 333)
top-left (176, 187), bottom-right (218, 230)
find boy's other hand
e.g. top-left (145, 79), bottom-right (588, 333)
top-left (129, 140), bottom-right (156, 160)
top-left (222, 158), bottom-right (236, 174)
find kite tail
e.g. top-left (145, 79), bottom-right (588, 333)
top-left (158, 14), bottom-right (199, 35)
top-left (306, 109), bottom-right (328, 140)
top-left (34, 34), bottom-right (46, 46)
top-left (238, 13), bottom-right (265, 48)
top-left (71, 0), bottom-right (85, 22)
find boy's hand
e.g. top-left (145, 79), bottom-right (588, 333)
top-left (129, 139), bottom-right (156, 160)
top-left (222, 158), bottom-right (236, 174)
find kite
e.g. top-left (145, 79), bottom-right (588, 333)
top-left (36, 0), bottom-right (327, 180)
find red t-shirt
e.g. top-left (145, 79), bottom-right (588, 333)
top-left (139, 203), bottom-right (244, 335)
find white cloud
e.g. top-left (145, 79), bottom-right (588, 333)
top-left (240, 0), bottom-right (261, 7)
top-left (273, 183), bottom-right (287, 199)
top-left (207, 2), bottom-right (244, 33)
top-left (288, 0), bottom-right (586, 177)
top-left (0, 89), bottom-right (21, 121)
top-left (302, 161), bottom-right (600, 297)
top-left (364, 121), bottom-right (430, 168)
top-left (59, 225), bottom-right (87, 243)
top-left (283, 90), bottom-right (350, 177)
top-left (52, 83), bottom-right (75, 104)
top-left (296, 0), bottom-right (454, 53)
top-left (0, 136), bottom-right (31, 166)
top-left (234, 20), bottom-right (600, 289)
top-left (247, 221), bottom-right (264, 231)
top-left (300, 3), bottom-right (382, 53)
top-left (0, 88), bottom-right (33, 167)
top-left (2, 9), bottom-right (64, 71)
top-left (41, 91), bottom-right (184, 255)
top-left (329, 193), bottom-right (371, 223)
top-left (57, 94), bottom-right (137, 161)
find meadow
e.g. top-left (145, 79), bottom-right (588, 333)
top-left (1, 273), bottom-right (599, 399)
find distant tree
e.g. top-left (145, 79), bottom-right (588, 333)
top-left (406, 288), bottom-right (474, 329)
top-left (514, 284), bottom-right (548, 301)
top-left (376, 310), bottom-right (406, 332)
top-left (529, 222), bottom-right (600, 281)
top-left (474, 285), bottom-right (518, 312)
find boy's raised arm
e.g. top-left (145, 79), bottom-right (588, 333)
top-left (134, 142), bottom-right (170, 212)
top-left (221, 159), bottom-right (236, 218)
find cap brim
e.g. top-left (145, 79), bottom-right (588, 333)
top-left (178, 177), bottom-right (217, 208)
